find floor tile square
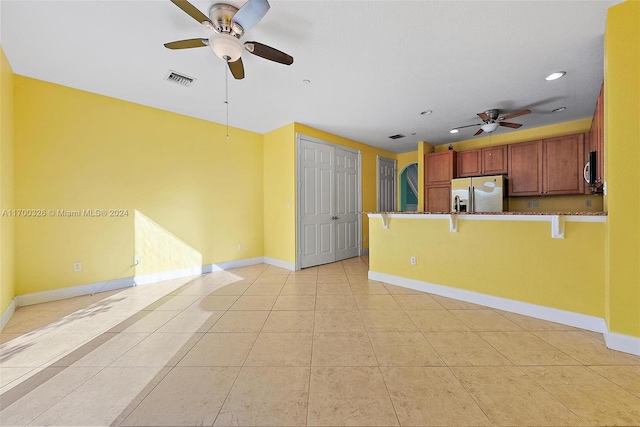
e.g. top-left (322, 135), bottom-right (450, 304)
top-left (121, 367), bottom-right (239, 426)
top-left (316, 283), bottom-right (352, 294)
top-left (315, 295), bottom-right (358, 310)
top-left (312, 332), bottom-right (377, 366)
top-left (450, 309), bottom-right (523, 331)
top-left (178, 333), bottom-right (258, 366)
top-left (214, 367), bottom-right (309, 426)
top-left (349, 282), bottom-right (389, 294)
top-left (392, 294), bottom-right (444, 310)
top-left (479, 331), bottom-right (581, 365)
top-left (245, 333), bottom-right (312, 366)
top-left (361, 310), bottom-right (417, 332)
top-left (407, 310), bottom-right (471, 332)
top-left (307, 367), bottom-right (398, 426)
top-left (369, 332), bottom-right (444, 366)
top-left (273, 295), bottom-right (316, 310)
top-left (424, 331), bottom-right (512, 366)
top-left (262, 310), bottom-right (315, 333)
top-left (209, 311), bottom-right (269, 332)
top-left (381, 367), bottom-right (491, 426)
top-left (355, 294), bottom-right (402, 310)
top-left (314, 310), bottom-right (365, 333)
top-left (229, 295), bottom-right (277, 310)
top-left (187, 295), bottom-right (238, 311)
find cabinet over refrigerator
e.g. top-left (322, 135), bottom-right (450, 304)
top-left (452, 175), bottom-right (507, 212)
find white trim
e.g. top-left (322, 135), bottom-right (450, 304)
top-left (263, 257), bottom-right (295, 271)
top-left (368, 270), bottom-right (606, 332)
top-left (0, 299), bottom-right (16, 331)
top-left (16, 277), bottom-right (134, 307)
top-left (14, 257), bottom-right (270, 308)
top-left (604, 331), bottom-right (640, 356)
top-left (369, 270), bottom-right (640, 356)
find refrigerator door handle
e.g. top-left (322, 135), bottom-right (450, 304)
top-left (468, 186), bottom-right (473, 213)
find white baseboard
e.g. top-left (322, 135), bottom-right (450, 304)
top-left (16, 277), bottom-right (134, 307)
top-left (369, 270), bottom-right (639, 357)
top-left (14, 257), bottom-right (274, 308)
top-left (0, 299), bottom-right (16, 331)
top-left (263, 257), bottom-right (295, 271)
top-left (604, 331), bottom-right (640, 356)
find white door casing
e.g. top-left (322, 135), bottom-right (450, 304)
top-left (377, 156), bottom-right (397, 212)
top-left (297, 135), bottom-right (361, 269)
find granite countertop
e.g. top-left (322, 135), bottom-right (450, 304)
top-left (366, 211), bottom-right (608, 216)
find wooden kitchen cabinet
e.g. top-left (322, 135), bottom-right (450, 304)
top-left (424, 185), bottom-right (451, 212)
top-left (543, 134), bottom-right (585, 195)
top-left (424, 151), bottom-right (457, 185)
top-left (458, 145), bottom-right (507, 177)
top-left (508, 140), bottom-right (542, 196)
top-left (424, 151), bottom-right (456, 211)
top-left (508, 134), bottom-right (584, 196)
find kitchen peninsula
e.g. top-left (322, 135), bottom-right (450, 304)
top-left (366, 210), bottom-right (607, 335)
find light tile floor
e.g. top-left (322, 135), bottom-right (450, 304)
top-left (1, 256), bottom-right (639, 426)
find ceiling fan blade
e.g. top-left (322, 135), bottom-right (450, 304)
top-left (474, 128), bottom-right (484, 136)
top-left (244, 41), bottom-right (293, 65)
top-left (499, 122), bottom-right (523, 129)
top-left (170, 0), bottom-right (213, 27)
top-left (228, 57), bottom-right (245, 80)
top-left (455, 123), bottom-right (482, 129)
top-left (501, 109), bottom-right (531, 120)
top-left (477, 112), bottom-right (490, 121)
top-left (164, 38), bottom-right (209, 49)
top-left (232, 0), bottom-right (270, 32)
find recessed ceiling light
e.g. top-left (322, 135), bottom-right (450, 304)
top-left (450, 129), bottom-right (459, 134)
top-left (545, 71), bottom-right (566, 81)
top-left (552, 107), bottom-right (567, 113)
top-left (302, 79), bottom-right (311, 84)
top-left (420, 110), bottom-right (433, 115)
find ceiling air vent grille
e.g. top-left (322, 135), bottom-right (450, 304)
top-left (165, 70), bottom-right (195, 87)
top-left (388, 134), bottom-right (406, 140)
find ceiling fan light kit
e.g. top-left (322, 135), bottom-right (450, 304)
top-left (209, 33), bottom-right (243, 62)
top-left (481, 122), bottom-right (499, 133)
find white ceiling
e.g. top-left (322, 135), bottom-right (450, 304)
top-left (0, 0), bottom-right (619, 153)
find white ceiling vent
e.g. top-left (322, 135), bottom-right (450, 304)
top-left (165, 70), bottom-right (195, 87)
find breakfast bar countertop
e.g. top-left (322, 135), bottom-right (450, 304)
top-left (365, 211), bottom-right (608, 216)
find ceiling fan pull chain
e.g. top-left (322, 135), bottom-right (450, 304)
top-left (225, 59), bottom-right (229, 140)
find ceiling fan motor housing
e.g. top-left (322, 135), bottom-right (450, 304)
top-left (209, 4), bottom-right (244, 37)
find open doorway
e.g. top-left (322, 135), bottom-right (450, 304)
top-left (399, 163), bottom-right (419, 211)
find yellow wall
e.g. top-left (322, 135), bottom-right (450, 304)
top-left (13, 77), bottom-right (264, 295)
top-left (263, 123), bottom-right (296, 264)
top-left (604, 0), bottom-right (640, 337)
top-left (293, 124), bottom-right (397, 250)
top-left (0, 47), bottom-right (16, 313)
top-left (369, 217), bottom-right (605, 318)
top-left (397, 151), bottom-right (418, 173)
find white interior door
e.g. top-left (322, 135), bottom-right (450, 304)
top-left (299, 139), bottom-right (335, 268)
top-left (377, 156), bottom-right (397, 212)
top-left (334, 147), bottom-right (359, 261)
top-left (297, 136), bottom-right (361, 269)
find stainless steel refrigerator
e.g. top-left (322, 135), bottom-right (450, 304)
top-left (451, 175), bottom-right (507, 212)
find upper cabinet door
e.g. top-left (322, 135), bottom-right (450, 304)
top-left (424, 151), bottom-right (457, 185)
top-left (482, 145), bottom-right (508, 175)
top-left (457, 150), bottom-right (481, 177)
top-left (508, 140), bottom-right (543, 196)
top-left (543, 134), bottom-right (585, 195)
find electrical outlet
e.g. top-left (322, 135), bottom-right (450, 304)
top-left (134, 255), bottom-right (141, 265)
top-left (526, 201), bottom-right (532, 208)
top-left (73, 262), bottom-right (82, 272)
top-left (237, 243), bottom-right (243, 251)
top-left (533, 200), bottom-right (539, 208)
top-left (585, 199), bottom-right (592, 207)
top-left (410, 256), bottom-right (416, 265)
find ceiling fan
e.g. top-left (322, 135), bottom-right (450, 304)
top-left (453, 109), bottom-right (531, 136)
top-left (164, 0), bottom-right (293, 80)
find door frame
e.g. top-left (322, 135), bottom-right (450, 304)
top-left (377, 156), bottom-right (397, 212)
top-left (295, 133), bottom-right (362, 271)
